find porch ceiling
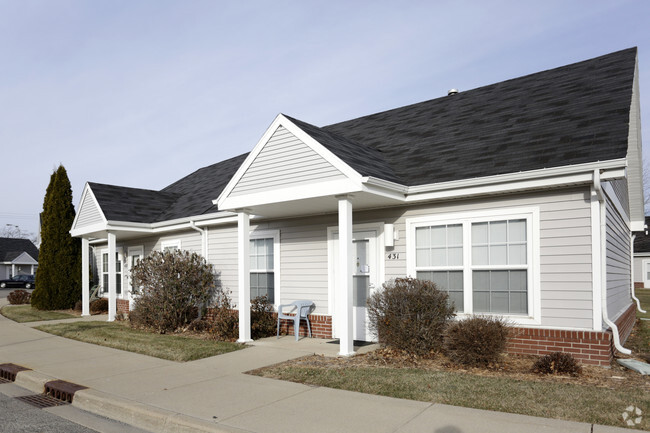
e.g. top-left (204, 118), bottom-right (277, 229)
top-left (242, 190), bottom-right (404, 219)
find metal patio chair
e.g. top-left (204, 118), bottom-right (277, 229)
top-left (276, 300), bottom-right (315, 341)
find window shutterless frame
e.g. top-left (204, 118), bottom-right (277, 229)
top-left (406, 206), bottom-right (541, 325)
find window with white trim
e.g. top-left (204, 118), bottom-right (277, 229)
top-left (409, 209), bottom-right (535, 317)
top-left (101, 251), bottom-right (122, 295)
top-left (161, 240), bottom-right (181, 252)
top-left (250, 237), bottom-right (274, 303)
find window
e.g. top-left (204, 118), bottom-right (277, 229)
top-left (250, 237), bottom-right (275, 303)
top-left (408, 208), bottom-right (537, 320)
top-left (101, 251), bottom-right (122, 295)
top-left (415, 224), bottom-right (464, 311)
top-left (161, 240), bottom-right (181, 252)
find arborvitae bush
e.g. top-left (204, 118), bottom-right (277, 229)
top-left (210, 288), bottom-right (238, 341)
top-left (89, 298), bottom-right (109, 314)
top-left (533, 351), bottom-right (582, 376)
top-left (31, 165), bottom-right (81, 310)
top-left (129, 250), bottom-right (217, 333)
top-left (368, 277), bottom-right (456, 356)
top-left (443, 315), bottom-right (510, 367)
top-left (251, 294), bottom-right (276, 339)
top-left (7, 290), bottom-right (31, 305)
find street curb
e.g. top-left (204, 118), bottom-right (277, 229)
top-left (72, 388), bottom-right (247, 433)
top-left (14, 369), bottom-right (56, 394)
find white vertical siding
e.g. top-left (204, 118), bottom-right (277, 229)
top-left (605, 195), bottom-right (633, 320)
top-left (75, 192), bottom-right (103, 229)
top-left (230, 126), bottom-right (345, 196)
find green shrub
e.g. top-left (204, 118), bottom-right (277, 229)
top-left (443, 315), bottom-right (510, 367)
top-left (129, 250), bottom-right (217, 333)
top-left (367, 277), bottom-right (455, 356)
top-left (533, 351), bottom-right (582, 376)
top-left (90, 298), bottom-right (109, 314)
top-left (210, 288), bottom-right (238, 341)
top-left (7, 289), bottom-right (31, 305)
top-left (251, 295), bottom-right (276, 339)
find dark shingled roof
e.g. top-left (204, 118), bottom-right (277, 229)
top-left (89, 154), bottom-right (248, 224)
top-left (321, 47), bottom-right (636, 186)
top-left (634, 217), bottom-right (650, 253)
top-left (86, 48), bottom-right (637, 223)
top-left (0, 238), bottom-right (39, 262)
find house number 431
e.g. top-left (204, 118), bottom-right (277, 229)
top-left (387, 253), bottom-right (400, 260)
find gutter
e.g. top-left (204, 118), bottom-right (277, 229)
top-left (593, 169), bottom-right (631, 355)
top-left (630, 234), bottom-right (648, 314)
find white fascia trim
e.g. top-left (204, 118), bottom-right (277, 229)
top-left (11, 252), bottom-right (38, 265)
top-left (71, 184), bottom-right (108, 231)
top-left (634, 253), bottom-right (650, 257)
top-left (215, 114), bottom-right (363, 207)
top-left (220, 178), bottom-right (362, 210)
top-left (406, 160), bottom-right (626, 199)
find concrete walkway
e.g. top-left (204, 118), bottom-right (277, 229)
top-left (0, 311), bottom-right (643, 433)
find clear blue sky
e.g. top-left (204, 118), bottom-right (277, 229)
top-left (1, 0), bottom-right (649, 237)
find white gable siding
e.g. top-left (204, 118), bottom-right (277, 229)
top-left (605, 195), bottom-right (633, 320)
top-left (76, 192), bottom-right (103, 228)
top-left (230, 126), bottom-right (346, 197)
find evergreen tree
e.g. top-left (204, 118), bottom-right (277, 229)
top-left (31, 165), bottom-right (81, 310)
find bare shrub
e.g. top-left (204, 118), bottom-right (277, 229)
top-left (251, 294), bottom-right (276, 339)
top-left (443, 315), bottom-right (510, 367)
top-left (368, 277), bottom-right (455, 356)
top-left (129, 250), bottom-right (217, 333)
top-left (7, 289), bottom-right (31, 305)
top-left (210, 288), bottom-right (238, 341)
top-left (90, 298), bottom-right (108, 314)
top-left (533, 351), bottom-right (582, 376)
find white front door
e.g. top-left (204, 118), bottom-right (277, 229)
top-left (331, 229), bottom-right (379, 342)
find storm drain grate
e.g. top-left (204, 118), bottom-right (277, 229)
top-left (0, 363), bottom-right (31, 382)
top-left (16, 394), bottom-right (69, 409)
top-left (44, 380), bottom-right (87, 404)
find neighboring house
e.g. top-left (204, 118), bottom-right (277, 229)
top-left (633, 216), bottom-right (650, 288)
top-left (0, 237), bottom-right (39, 279)
top-left (71, 47), bottom-right (644, 365)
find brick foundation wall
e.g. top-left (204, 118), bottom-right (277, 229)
top-left (116, 299), bottom-right (130, 314)
top-left (204, 308), bottom-right (333, 339)
top-left (635, 282), bottom-right (644, 289)
top-left (507, 303), bottom-right (637, 366)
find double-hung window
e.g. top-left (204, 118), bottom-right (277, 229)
top-left (249, 231), bottom-right (279, 304)
top-left (408, 208), bottom-right (537, 320)
top-left (101, 250), bottom-right (122, 295)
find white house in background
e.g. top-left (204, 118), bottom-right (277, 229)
top-left (633, 216), bottom-right (650, 289)
top-left (0, 237), bottom-right (39, 279)
top-left (71, 48), bottom-right (645, 365)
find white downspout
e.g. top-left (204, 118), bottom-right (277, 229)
top-left (189, 221), bottom-right (207, 258)
top-left (631, 234), bottom-right (648, 313)
top-left (593, 170), bottom-right (631, 355)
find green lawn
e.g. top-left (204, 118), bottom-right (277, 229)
top-left (1, 305), bottom-right (78, 322)
top-left (254, 363), bottom-right (649, 429)
top-left (35, 321), bottom-right (244, 362)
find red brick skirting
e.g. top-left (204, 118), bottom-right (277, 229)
top-left (634, 282), bottom-right (644, 289)
top-left (507, 303), bottom-right (637, 366)
top-left (274, 313), bottom-right (332, 339)
top-left (116, 299), bottom-right (130, 314)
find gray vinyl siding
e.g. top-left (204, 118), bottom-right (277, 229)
top-left (75, 193), bottom-right (103, 229)
top-left (607, 179), bottom-right (630, 219)
top-left (633, 256), bottom-right (650, 285)
top-left (207, 225), bottom-right (239, 300)
top-left (363, 188), bottom-right (594, 329)
top-left (230, 126), bottom-right (345, 196)
top-left (605, 194), bottom-right (633, 320)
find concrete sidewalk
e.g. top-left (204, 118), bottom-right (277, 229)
top-left (0, 312), bottom-right (642, 433)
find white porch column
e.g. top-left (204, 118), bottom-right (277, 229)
top-left (11, 264), bottom-right (15, 277)
top-left (81, 237), bottom-right (90, 316)
top-left (237, 211), bottom-right (252, 342)
top-left (337, 195), bottom-right (354, 356)
top-left (107, 231), bottom-right (117, 322)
